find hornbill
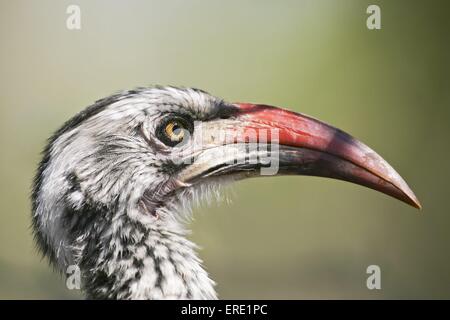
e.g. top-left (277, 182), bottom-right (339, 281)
top-left (31, 86), bottom-right (420, 299)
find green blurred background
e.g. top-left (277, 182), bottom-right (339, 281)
top-left (0, 0), bottom-right (449, 299)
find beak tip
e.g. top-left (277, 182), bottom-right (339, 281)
top-left (404, 191), bottom-right (422, 210)
top-left (387, 172), bottom-right (421, 210)
top-left (410, 200), bottom-right (422, 210)
top-left (414, 199), bottom-right (423, 210)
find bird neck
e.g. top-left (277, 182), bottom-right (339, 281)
top-left (78, 214), bottom-right (216, 299)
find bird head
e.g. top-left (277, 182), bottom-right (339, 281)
top-left (32, 86), bottom-right (420, 297)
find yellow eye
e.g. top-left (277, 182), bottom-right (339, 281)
top-left (165, 121), bottom-right (185, 142)
top-left (157, 116), bottom-right (193, 147)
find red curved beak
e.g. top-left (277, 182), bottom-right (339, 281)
top-left (233, 103), bottom-right (421, 209)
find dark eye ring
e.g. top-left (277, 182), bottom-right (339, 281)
top-left (156, 115), bottom-right (194, 147)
